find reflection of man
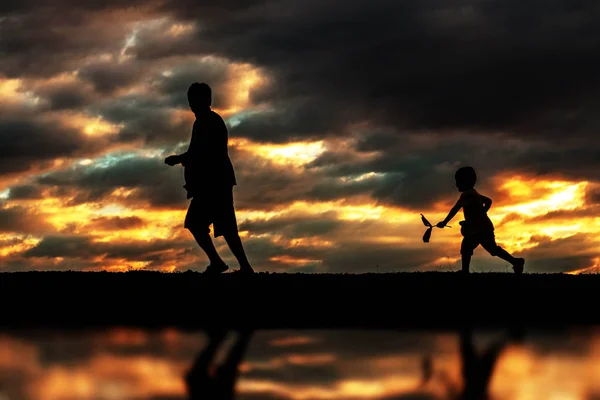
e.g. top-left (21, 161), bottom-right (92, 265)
top-left (185, 329), bottom-right (254, 400)
top-left (165, 82), bottom-right (254, 275)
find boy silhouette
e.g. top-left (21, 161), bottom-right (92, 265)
top-left (436, 166), bottom-right (524, 274)
top-left (165, 82), bottom-right (254, 275)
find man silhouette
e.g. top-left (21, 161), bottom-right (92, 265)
top-left (165, 82), bottom-right (254, 275)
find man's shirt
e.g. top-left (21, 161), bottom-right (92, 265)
top-left (183, 109), bottom-right (236, 195)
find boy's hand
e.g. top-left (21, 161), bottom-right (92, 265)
top-left (164, 155), bottom-right (180, 166)
top-left (436, 221), bottom-right (446, 228)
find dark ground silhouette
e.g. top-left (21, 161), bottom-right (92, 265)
top-left (2, 271), bottom-right (599, 330)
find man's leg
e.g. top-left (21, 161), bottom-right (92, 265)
top-left (223, 232), bottom-right (253, 272)
top-left (217, 188), bottom-right (254, 273)
top-left (185, 198), bottom-right (227, 272)
top-left (189, 227), bottom-right (227, 268)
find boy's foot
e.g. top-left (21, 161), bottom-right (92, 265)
top-left (203, 262), bottom-right (229, 275)
top-left (512, 258), bottom-right (525, 274)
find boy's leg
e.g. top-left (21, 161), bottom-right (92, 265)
top-left (481, 234), bottom-right (524, 273)
top-left (460, 237), bottom-right (479, 273)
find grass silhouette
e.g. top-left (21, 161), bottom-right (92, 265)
top-left (2, 271), bottom-right (599, 330)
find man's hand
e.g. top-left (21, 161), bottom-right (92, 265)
top-left (164, 155), bottom-right (180, 166)
top-left (436, 221), bottom-right (446, 228)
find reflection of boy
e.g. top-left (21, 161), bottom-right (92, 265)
top-left (436, 166), bottom-right (524, 274)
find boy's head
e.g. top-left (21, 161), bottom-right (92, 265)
top-left (455, 166), bottom-right (477, 192)
top-left (187, 82), bottom-right (211, 113)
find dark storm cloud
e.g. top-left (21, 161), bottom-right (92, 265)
top-left (0, 9), bottom-right (137, 78)
top-left (587, 184), bottom-right (600, 204)
top-left (28, 79), bottom-right (97, 111)
top-left (127, 0), bottom-right (600, 144)
top-left (37, 155), bottom-right (190, 208)
top-left (239, 211), bottom-right (341, 236)
top-left (6, 184), bottom-right (43, 199)
top-left (227, 100), bottom-right (352, 144)
top-left (0, 206), bottom-right (53, 233)
top-left (227, 146), bottom-right (323, 210)
top-left (23, 234), bottom-right (183, 259)
top-left (519, 233), bottom-right (598, 273)
top-left (148, 57), bottom-right (233, 109)
top-left (78, 60), bottom-right (144, 96)
top-left (0, 116), bottom-right (115, 177)
top-left (88, 95), bottom-right (191, 145)
top-left (323, 242), bottom-right (448, 273)
top-left (4, 0), bottom-right (600, 184)
top-left (90, 215), bottom-right (145, 230)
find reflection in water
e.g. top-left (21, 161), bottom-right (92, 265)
top-left (185, 329), bottom-right (254, 399)
top-left (1, 328), bottom-right (599, 399)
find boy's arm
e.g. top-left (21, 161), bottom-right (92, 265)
top-left (481, 195), bottom-right (492, 212)
top-left (437, 198), bottom-right (463, 228)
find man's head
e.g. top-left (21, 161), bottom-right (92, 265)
top-left (187, 82), bottom-right (211, 114)
top-left (455, 166), bottom-right (477, 192)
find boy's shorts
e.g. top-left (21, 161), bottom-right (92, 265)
top-left (184, 186), bottom-right (238, 238)
top-left (460, 231), bottom-right (500, 257)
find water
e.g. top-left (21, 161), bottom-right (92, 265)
top-left (1, 328), bottom-right (599, 399)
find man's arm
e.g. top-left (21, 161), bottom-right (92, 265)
top-left (437, 198), bottom-right (463, 228)
top-left (165, 152), bottom-right (188, 166)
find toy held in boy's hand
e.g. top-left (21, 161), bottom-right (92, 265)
top-left (420, 214), bottom-right (450, 243)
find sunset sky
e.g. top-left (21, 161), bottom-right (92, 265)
top-left (1, 0), bottom-right (599, 273)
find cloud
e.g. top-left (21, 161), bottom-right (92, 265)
top-left (22, 234), bottom-right (184, 261)
top-left (89, 215), bottom-right (145, 230)
top-left (78, 60), bottom-right (144, 96)
top-left (0, 206), bottom-right (53, 234)
top-left (36, 154), bottom-right (189, 208)
top-left (518, 233), bottom-right (599, 273)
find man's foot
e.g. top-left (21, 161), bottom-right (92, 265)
top-left (203, 262), bottom-right (229, 275)
top-left (512, 258), bottom-right (525, 274)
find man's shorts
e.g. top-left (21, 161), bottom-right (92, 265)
top-left (460, 231), bottom-right (500, 257)
top-left (184, 186), bottom-right (238, 238)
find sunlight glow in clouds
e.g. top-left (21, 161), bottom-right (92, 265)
top-left (0, 234), bottom-right (41, 257)
top-left (232, 139), bottom-right (327, 166)
top-left (497, 179), bottom-right (587, 217)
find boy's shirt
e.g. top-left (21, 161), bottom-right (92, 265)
top-left (456, 189), bottom-right (494, 233)
top-left (183, 109), bottom-right (236, 196)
